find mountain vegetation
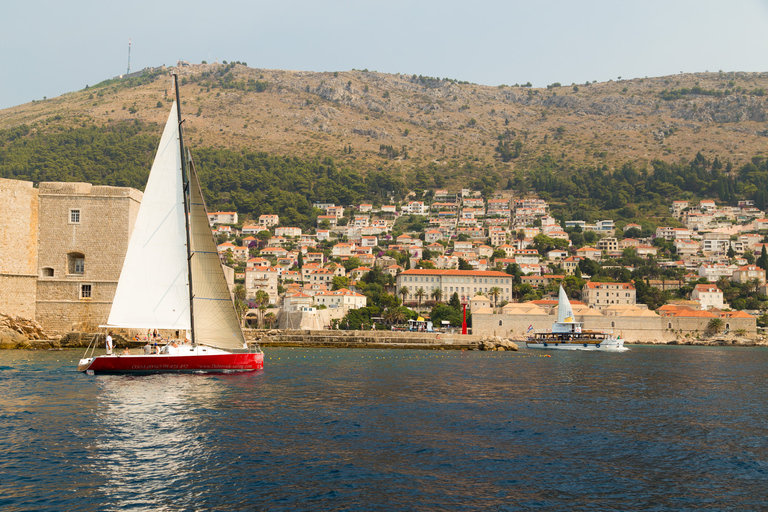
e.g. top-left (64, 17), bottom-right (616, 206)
top-left (1, 63), bottom-right (768, 227)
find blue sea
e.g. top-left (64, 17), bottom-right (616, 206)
top-left (1, 345), bottom-right (767, 511)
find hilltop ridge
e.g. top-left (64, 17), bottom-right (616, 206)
top-left (1, 62), bottom-right (767, 186)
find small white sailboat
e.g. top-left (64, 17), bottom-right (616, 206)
top-left (78, 74), bottom-right (264, 374)
top-left (525, 285), bottom-right (628, 352)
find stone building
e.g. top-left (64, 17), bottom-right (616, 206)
top-left (581, 282), bottom-right (636, 309)
top-left (35, 182), bottom-right (142, 332)
top-left (245, 266), bottom-right (279, 304)
top-left (397, 269), bottom-right (514, 304)
top-left (0, 178), bottom-right (39, 319)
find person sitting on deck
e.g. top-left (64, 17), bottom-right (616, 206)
top-left (143, 342), bottom-right (152, 355)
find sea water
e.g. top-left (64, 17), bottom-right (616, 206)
top-left (1, 345), bottom-right (767, 511)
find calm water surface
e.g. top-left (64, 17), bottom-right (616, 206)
top-left (1, 345), bottom-right (767, 511)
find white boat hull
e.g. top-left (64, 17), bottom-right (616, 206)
top-left (526, 339), bottom-right (628, 352)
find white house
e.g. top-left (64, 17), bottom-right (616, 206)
top-left (314, 288), bottom-right (367, 312)
top-left (275, 227), bottom-right (302, 238)
top-left (258, 214), bottom-right (279, 228)
top-left (208, 211), bottom-right (238, 225)
top-left (691, 284), bottom-right (724, 310)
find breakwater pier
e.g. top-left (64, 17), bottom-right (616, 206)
top-left (245, 329), bottom-right (517, 351)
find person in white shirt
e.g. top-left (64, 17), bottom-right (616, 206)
top-left (106, 332), bottom-right (113, 355)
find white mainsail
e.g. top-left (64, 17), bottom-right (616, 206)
top-left (556, 285), bottom-right (575, 324)
top-left (188, 159), bottom-right (246, 349)
top-left (107, 103), bottom-right (191, 330)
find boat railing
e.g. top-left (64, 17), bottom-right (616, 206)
top-left (79, 332), bottom-right (103, 360)
top-left (531, 332), bottom-right (610, 343)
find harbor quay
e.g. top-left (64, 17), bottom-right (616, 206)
top-left (3, 329), bottom-right (517, 351)
top-left (244, 329), bottom-right (507, 350)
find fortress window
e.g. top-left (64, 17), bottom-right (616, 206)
top-left (69, 209), bottom-right (81, 224)
top-left (41, 267), bottom-right (54, 277)
top-left (68, 252), bottom-right (85, 274)
top-left (80, 284), bottom-right (92, 299)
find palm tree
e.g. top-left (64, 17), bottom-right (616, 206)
top-left (431, 287), bottom-right (443, 304)
top-left (233, 284), bottom-right (248, 326)
top-left (254, 290), bottom-right (269, 328)
top-left (386, 307), bottom-right (407, 326)
top-left (399, 286), bottom-right (410, 306)
top-left (258, 304), bottom-right (268, 328)
top-left (707, 317), bottom-right (724, 335)
top-left (234, 284), bottom-right (246, 302)
top-left (415, 287), bottom-right (426, 312)
top-left (489, 286), bottom-right (502, 308)
top-left (264, 312), bottom-right (277, 329)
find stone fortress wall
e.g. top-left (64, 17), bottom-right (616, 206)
top-left (473, 309), bottom-right (757, 342)
top-left (0, 178), bottom-right (39, 318)
top-left (35, 182), bottom-right (142, 332)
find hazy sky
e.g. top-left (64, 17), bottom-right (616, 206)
top-left (2, 0), bottom-right (767, 110)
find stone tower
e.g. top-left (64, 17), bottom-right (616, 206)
top-left (35, 182), bottom-right (142, 332)
top-left (0, 178), bottom-right (39, 318)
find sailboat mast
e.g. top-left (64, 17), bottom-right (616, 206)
top-left (175, 73), bottom-right (196, 344)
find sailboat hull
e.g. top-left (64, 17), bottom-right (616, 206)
top-left (78, 352), bottom-right (264, 374)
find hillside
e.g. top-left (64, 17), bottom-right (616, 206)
top-left (2, 63), bottom-right (767, 183)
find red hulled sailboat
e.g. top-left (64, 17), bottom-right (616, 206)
top-left (78, 75), bottom-right (263, 374)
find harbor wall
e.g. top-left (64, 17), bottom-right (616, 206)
top-left (244, 329), bottom-right (488, 350)
top-left (472, 311), bottom-right (757, 342)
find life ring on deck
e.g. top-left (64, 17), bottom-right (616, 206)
top-left (583, 343), bottom-right (588, 348)
top-left (543, 342), bottom-right (548, 347)
top-left (596, 344), bottom-right (601, 348)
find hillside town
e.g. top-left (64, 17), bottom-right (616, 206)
top-left (208, 188), bottom-right (767, 339)
top-left (1, 176), bottom-right (766, 341)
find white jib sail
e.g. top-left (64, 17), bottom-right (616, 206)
top-left (106, 102), bottom-right (191, 330)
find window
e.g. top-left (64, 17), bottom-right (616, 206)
top-left (68, 252), bottom-right (85, 274)
top-left (41, 267), bottom-right (54, 277)
top-left (69, 209), bottom-right (81, 224)
top-left (80, 284), bottom-right (92, 299)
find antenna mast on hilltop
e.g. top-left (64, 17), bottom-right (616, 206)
top-left (127, 38), bottom-right (131, 75)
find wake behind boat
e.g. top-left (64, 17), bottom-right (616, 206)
top-left (78, 74), bottom-right (263, 374)
top-left (525, 285), bottom-right (628, 352)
